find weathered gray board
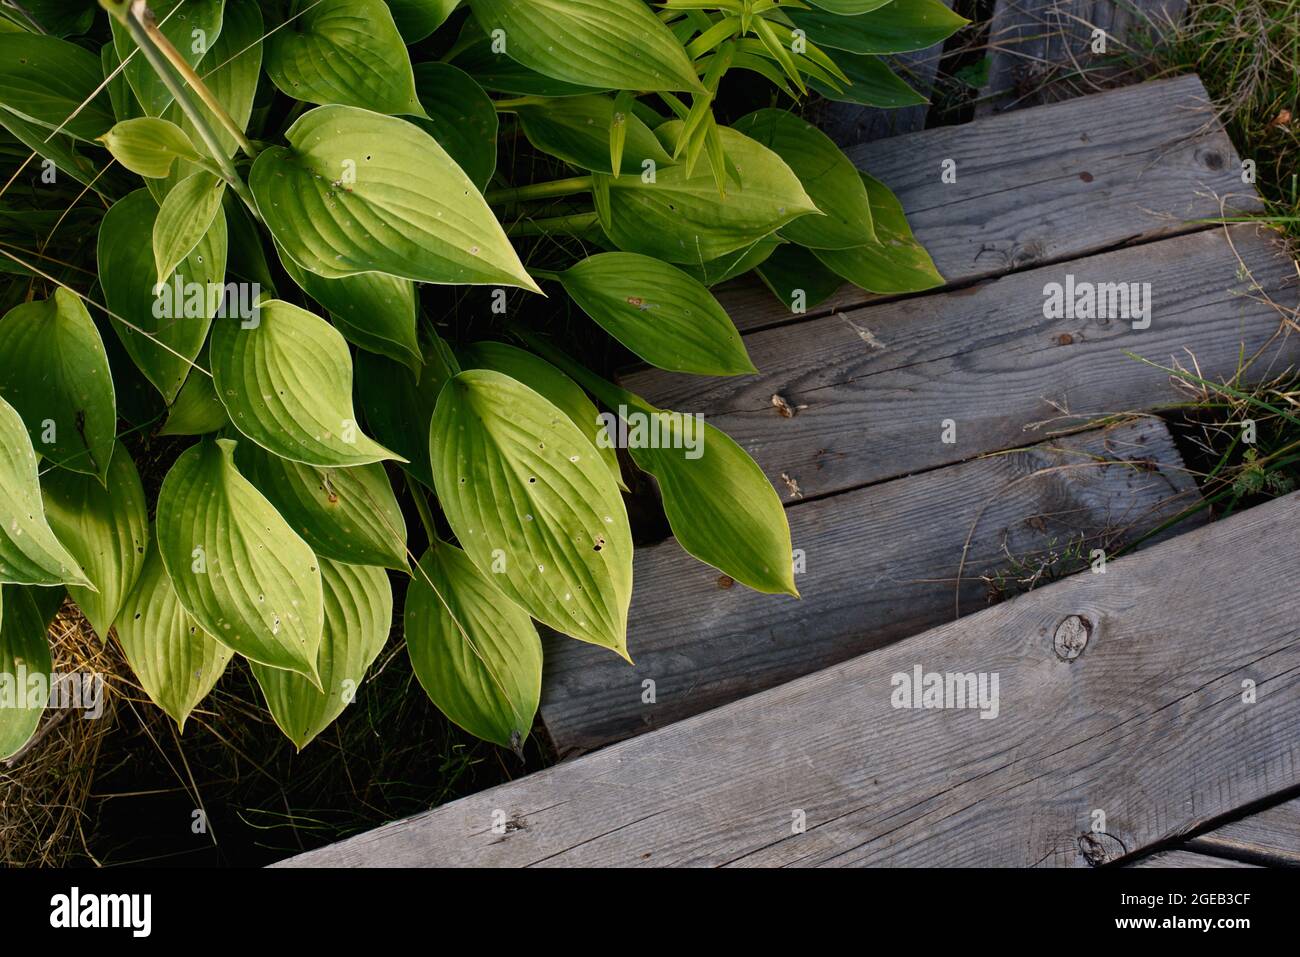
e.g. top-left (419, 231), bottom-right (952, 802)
top-left (280, 493), bottom-right (1300, 868)
top-left (629, 225), bottom-right (1299, 503)
top-left (1129, 850), bottom-right (1259, 868)
top-left (979, 0), bottom-right (1188, 117)
top-left (1187, 797), bottom-right (1300, 867)
top-left (716, 74), bottom-right (1257, 334)
top-left (541, 418), bottom-right (1202, 753)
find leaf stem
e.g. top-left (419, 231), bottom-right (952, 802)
top-left (120, 4), bottom-right (259, 216)
top-left (486, 176), bottom-right (594, 206)
top-left (492, 96), bottom-right (548, 111)
top-left (131, 0), bottom-right (258, 157)
top-left (505, 211), bottom-right (601, 238)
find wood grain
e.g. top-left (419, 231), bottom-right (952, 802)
top-left (278, 492), bottom-right (1300, 868)
top-left (715, 74), bottom-right (1256, 334)
top-left (628, 226), bottom-right (1299, 502)
top-left (1187, 797), bottom-right (1300, 866)
top-left (541, 418), bottom-right (1203, 753)
top-left (1128, 850), bottom-right (1259, 868)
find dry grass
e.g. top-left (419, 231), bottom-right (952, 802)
top-left (0, 602), bottom-right (124, 866)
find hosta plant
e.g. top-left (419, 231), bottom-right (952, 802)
top-left (0, 0), bottom-right (958, 757)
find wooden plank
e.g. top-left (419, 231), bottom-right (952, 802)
top-left (627, 225), bottom-right (1299, 503)
top-left (541, 418), bottom-right (1203, 753)
top-left (278, 492), bottom-right (1300, 868)
top-left (1186, 797), bottom-right (1300, 866)
top-left (1128, 850), bottom-right (1259, 868)
top-left (810, 0), bottom-right (953, 148)
top-left (979, 0), bottom-right (1188, 117)
top-left (716, 74), bottom-right (1257, 334)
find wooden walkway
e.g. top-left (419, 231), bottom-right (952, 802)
top-left (281, 74), bottom-right (1300, 867)
top-left (285, 494), bottom-right (1300, 867)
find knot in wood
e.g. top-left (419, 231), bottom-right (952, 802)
top-left (1053, 615), bottom-right (1090, 661)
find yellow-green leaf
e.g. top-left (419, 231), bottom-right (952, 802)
top-left (250, 105), bottom-right (538, 291)
top-left (0, 288), bottom-right (116, 479)
top-left (99, 116), bottom-right (201, 178)
top-left (0, 396), bottom-right (89, 587)
top-left (265, 0), bottom-right (423, 116)
top-left (557, 252), bottom-right (756, 375)
top-left (155, 439), bottom-right (324, 683)
top-left (430, 370), bottom-right (633, 655)
top-left (235, 441), bottom-right (409, 571)
top-left (153, 170), bottom-right (226, 284)
top-left (405, 542), bottom-right (540, 749)
top-left (40, 442), bottom-right (149, 638)
top-left (209, 299), bottom-right (402, 468)
top-left (466, 0), bottom-right (702, 92)
top-left (252, 559), bottom-right (392, 750)
top-left (734, 108), bottom-right (874, 249)
top-left (116, 534), bottom-right (233, 731)
top-left (0, 585), bottom-right (51, 760)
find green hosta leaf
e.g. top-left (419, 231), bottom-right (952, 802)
top-left (585, 378), bottom-right (796, 596)
top-left (514, 95), bottom-right (671, 176)
top-left (277, 243), bottom-right (420, 369)
top-left (430, 370), bottom-right (633, 655)
top-left (557, 253), bottom-right (755, 376)
top-left (159, 366), bottom-right (228, 437)
top-left (806, 0), bottom-right (896, 11)
top-left (156, 438), bottom-right (324, 683)
top-left (357, 336), bottom-right (459, 488)
top-left (116, 534), bottom-right (232, 731)
top-left (0, 288), bottom-right (116, 480)
top-left (467, 0), bottom-right (702, 93)
top-left (265, 0), bottom-right (422, 116)
top-left (236, 442), bottom-right (408, 571)
top-left (679, 237), bottom-right (781, 287)
top-left (459, 341), bottom-right (624, 491)
top-left (99, 188), bottom-right (227, 403)
top-left (251, 105), bottom-right (537, 291)
top-left (30, 586), bottom-right (66, 630)
top-left (451, 33), bottom-right (606, 96)
top-left (252, 559), bottom-right (391, 750)
top-left (734, 108), bottom-right (874, 249)
top-left (210, 299), bottom-right (400, 468)
top-left (789, 0), bottom-right (969, 55)
top-left (810, 52), bottom-right (928, 107)
top-left (0, 104), bottom-right (105, 189)
top-left (812, 171), bottom-right (944, 293)
top-left (406, 542), bottom-right (540, 749)
top-left (0, 585), bottom-right (51, 760)
top-left (412, 62), bottom-right (498, 192)
top-left (153, 170), bottom-right (226, 284)
top-left (99, 117), bottom-right (201, 179)
top-left (386, 0), bottom-right (461, 42)
top-left (757, 244), bottom-right (845, 311)
top-left (0, 34), bottom-right (114, 141)
top-left (601, 123), bottom-right (818, 265)
top-left (11, 0), bottom-right (96, 36)
top-left (40, 443), bottom-right (148, 638)
top-left (111, 0), bottom-right (225, 116)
